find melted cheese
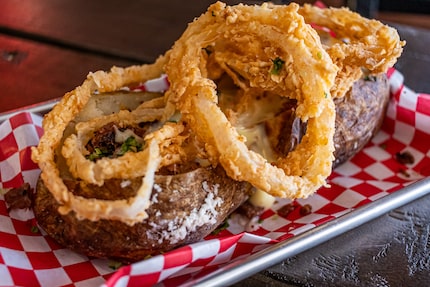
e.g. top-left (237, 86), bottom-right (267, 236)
top-left (218, 88), bottom-right (285, 208)
top-left (236, 125), bottom-right (275, 162)
top-left (219, 89), bottom-right (285, 162)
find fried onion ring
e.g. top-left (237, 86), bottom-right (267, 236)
top-left (61, 108), bottom-right (177, 185)
top-left (31, 57), bottom-right (169, 224)
top-left (298, 4), bottom-right (405, 98)
top-left (59, 137), bottom-right (161, 224)
top-left (165, 2), bottom-right (338, 198)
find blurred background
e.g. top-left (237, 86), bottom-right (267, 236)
top-left (286, 0), bottom-right (430, 29)
top-left (0, 0), bottom-right (429, 112)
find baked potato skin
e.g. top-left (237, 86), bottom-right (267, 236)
top-left (33, 75), bottom-right (389, 263)
top-left (265, 74), bottom-right (390, 168)
top-left (34, 166), bottom-right (252, 263)
top-left (333, 74), bottom-right (390, 167)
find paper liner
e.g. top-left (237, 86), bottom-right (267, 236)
top-left (1, 68), bottom-right (429, 287)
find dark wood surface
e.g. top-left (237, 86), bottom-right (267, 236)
top-left (261, 193), bottom-right (430, 287)
top-left (0, 34), bottom-right (136, 112)
top-left (0, 0), bottom-right (259, 112)
top-left (0, 0), bottom-right (221, 63)
top-left (1, 1), bottom-right (429, 286)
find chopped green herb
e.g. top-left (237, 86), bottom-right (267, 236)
top-left (167, 111), bottom-right (182, 123)
top-left (31, 225), bottom-right (39, 233)
top-left (211, 220), bottom-right (230, 235)
top-left (86, 147), bottom-right (110, 162)
top-left (117, 136), bottom-right (143, 156)
top-left (317, 51), bottom-right (322, 59)
top-left (271, 57), bottom-right (285, 75)
top-left (86, 136), bottom-right (143, 161)
top-left (108, 260), bottom-right (123, 270)
top-left (364, 75), bottom-right (377, 82)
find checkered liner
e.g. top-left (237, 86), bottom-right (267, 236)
top-left (0, 69), bottom-right (429, 287)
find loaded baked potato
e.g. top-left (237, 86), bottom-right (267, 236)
top-left (332, 74), bottom-right (390, 166)
top-left (262, 73), bottom-right (390, 168)
top-left (33, 70), bottom-right (389, 262)
top-left (35, 166), bottom-right (250, 263)
top-left (33, 78), bottom-right (252, 262)
top-left (31, 2), bottom-right (401, 263)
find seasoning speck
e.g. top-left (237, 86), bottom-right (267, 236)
top-left (108, 260), bottom-right (123, 270)
top-left (299, 204), bottom-right (312, 216)
top-left (4, 182), bottom-right (33, 211)
top-left (277, 203), bottom-right (296, 217)
top-left (395, 151), bottom-right (414, 165)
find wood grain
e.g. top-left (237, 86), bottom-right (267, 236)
top-left (0, 34), bottom-right (136, 112)
top-left (0, 0), bottom-right (253, 63)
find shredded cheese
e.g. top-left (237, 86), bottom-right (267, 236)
top-left (146, 182), bottom-right (223, 244)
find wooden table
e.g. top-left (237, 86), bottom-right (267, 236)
top-left (1, 1), bottom-right (429, 286)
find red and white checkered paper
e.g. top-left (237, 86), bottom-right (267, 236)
top-left (0, 68), bottom-right (429, 287)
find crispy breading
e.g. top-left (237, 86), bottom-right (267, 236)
top-left (164, 2), bottom-right (338, 198)
top-left (299, 4), bottom-right (405, 98)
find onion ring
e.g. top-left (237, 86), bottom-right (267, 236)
top-left (58, 137), bottom-right (161, 224)
top-left (298, 4), bottom-right (405, 98)
top-left (61, 108), bottom-right (179, 185)
top-left (31, 57), bottom-right (170, 224)
top-left (165, 2), bottom-right (338, 198)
